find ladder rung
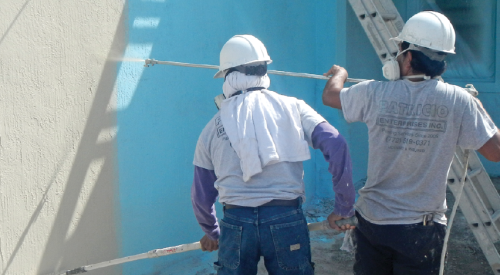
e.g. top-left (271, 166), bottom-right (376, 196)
top-left (468, 168), bottom-right (483, 178)
top-left (492, 211), bottom-right (500, 223)
top-left (380, 12), bottom-right (397, 20)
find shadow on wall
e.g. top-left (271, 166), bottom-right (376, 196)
top-left (10, 5), bottom-right (128, 275)
top-left (0, 0), bottom-right (31, 47)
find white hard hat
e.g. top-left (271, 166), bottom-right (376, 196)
top-left (392, 11), bottom-right (455, 54)
top-left (214, 35), bottom-right (272, 78)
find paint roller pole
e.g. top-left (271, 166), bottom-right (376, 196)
top-left (143, 59), bottom-right (367, 83)
top-left (48, 216), bottom-right (357, 275)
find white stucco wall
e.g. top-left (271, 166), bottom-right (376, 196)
top-left (0, 1), bottom-right (125, 274)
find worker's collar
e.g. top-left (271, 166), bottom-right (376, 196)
top-left (402, 74), bottom-right (430, 81)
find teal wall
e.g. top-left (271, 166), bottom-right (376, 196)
top-left (116, 1), bottom-right (500, 274)
top-left (116, 1), bottom-right (347, 274)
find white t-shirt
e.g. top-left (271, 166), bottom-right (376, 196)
top-left (340, 79), bottom-right (497, 225)
top-left (193, 95), bottom-right (325, 207)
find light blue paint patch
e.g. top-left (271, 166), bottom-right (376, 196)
top-left (117, 43), bottom-right (152, 110)
top-left (133, 17), bottom-right (160, 29)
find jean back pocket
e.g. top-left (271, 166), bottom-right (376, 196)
top-left (270, 219), bottom-right (313, 272)
top-left (218, 219), bottom-right (243, 269)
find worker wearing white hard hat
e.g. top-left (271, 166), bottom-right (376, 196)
top-left (192, 34), bottom-right (356, 274)
top-left (213, 34), bottom-right (272, 79)
top-left (321, 11), bottom-right (500, 275)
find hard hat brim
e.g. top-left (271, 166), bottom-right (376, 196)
top-left (213, 70), bottom-right (225, 79)
top-left (390, 37), bottom-right (455, 54)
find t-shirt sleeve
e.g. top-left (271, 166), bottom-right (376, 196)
top-left (457, 96), bottom-right (498, 150)
top-left (296, 99), bottom-right (326, 146)
top-left (193, 130), bottom-right (214, 170)
top-left (339, 81), bottom-right (372, 123)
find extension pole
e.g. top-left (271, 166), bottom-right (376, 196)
top-left (143, 59), bottom-right (367, 83)
top-left (48, 217), bottom-right (357, 275)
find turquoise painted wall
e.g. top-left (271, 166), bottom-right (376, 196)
top-left (116, 1), bottom-right (500, 274)
top-left (116, 1), bottom-right (346, 274)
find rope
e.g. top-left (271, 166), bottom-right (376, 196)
top-left (439, 149), bottom-right (470, 275)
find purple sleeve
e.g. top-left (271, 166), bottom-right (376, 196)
top-left (312, 122), bottom-right (355, 217)
top-left (191, 166), bottom-right (220, 240)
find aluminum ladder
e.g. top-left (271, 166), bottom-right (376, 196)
top-left (347, 0), bottom-right (500, 274)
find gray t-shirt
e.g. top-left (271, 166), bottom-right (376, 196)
top-left (194, 96), bottom-right (325, 207)
top-left (340, 79), bottom-right (497, 225)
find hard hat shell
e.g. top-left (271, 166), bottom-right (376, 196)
top-left (214, 35), bottom-right (272, 78)
top-left (392, 11), bottom-right (455, 54)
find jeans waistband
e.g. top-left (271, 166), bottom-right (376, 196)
top-left (224, 198), bottom-right (300, 210)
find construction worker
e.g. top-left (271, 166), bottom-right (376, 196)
top-left (321, 11), bottom-right (500, 275)
top-left (191, 34), bottom-right (356, 274)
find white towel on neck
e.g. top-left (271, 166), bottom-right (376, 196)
top-left (220, 72), bottom-right (310, 182)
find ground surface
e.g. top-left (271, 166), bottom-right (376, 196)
top-left (164, 176), bottom-right (500, 275)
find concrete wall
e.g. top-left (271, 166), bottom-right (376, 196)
top-left (0, 1), bottom-right (125, 274)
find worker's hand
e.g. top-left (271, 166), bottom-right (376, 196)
top-left (200, 234), bottom-right (219, 252)
top-left (323, 65), bottom-right (348, 82)
top-left (327, 212), bottom-right (356, 232)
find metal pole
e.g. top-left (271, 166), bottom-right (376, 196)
top-left (143, 59), bottom-right (367, 83)
top-left (47, 217), bottom-right (357, 275)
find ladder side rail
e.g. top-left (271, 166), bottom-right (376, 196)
top-left (450, 155), bottom-right (500, 242)
top-left (447, 163), bottom-right (500, 273)
top-left (454, 148), bottom-right (500, 233)
top-left (467, 150), bottom-right (500, 210)
top-left (348, 0), bottom-right (402, 63)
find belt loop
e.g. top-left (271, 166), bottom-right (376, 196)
top-left (298, 197), bottom-right (303, 208)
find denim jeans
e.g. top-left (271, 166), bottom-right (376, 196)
top-left (214, 200), bottom-right (314, 275)
top-left (353, 212), bottom-right (446, 275)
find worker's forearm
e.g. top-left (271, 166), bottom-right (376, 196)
top-left (478, 130), bottom-right (500, 162)
top-left (312, 122), bottom-right (355, 217)
top-left (322, 65), bottom-right (348, 109)
top-left (322, 78), bottom-right (344, 109)
top-left (191, 166), bottom-right (220, 240)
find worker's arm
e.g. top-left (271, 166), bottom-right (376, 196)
top-left (474, 98), bottom-right (500, 162)
top-left (478, 130), bottom-right (500, 162)
top-left (311, 122), bottom-right (355, 231)
top-left (322, 65), bottom-right (349, 109)
top-left (191, 166), bottom-right (219, 251)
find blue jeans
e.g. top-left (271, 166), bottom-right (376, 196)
top-left (214, 200), bottom-right (314, 275)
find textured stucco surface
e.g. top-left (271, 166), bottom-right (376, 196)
top-left (0, 1), bottom-right (125, 274)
